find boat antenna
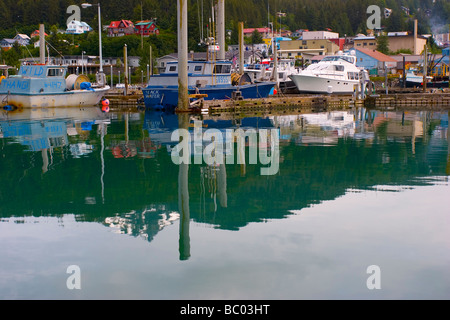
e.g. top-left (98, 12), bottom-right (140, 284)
top-left (45, 39), bottom-right (65, 61)
top-left (197, 0), bottom-right (202, 44)
top-left (23, 44), bottom-right (35, 61)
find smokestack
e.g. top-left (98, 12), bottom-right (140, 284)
top-left (39, 24), bottom-right (45, 64)
top-left (413, 19), bottom-right (418, 55)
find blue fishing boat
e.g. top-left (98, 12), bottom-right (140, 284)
top-left (0, 64), bottom-right (110, 108)
top-left (141, 60), bottom-right (276, 109)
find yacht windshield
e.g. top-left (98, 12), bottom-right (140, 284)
top-left (322, 56), bottom-right (354, 64)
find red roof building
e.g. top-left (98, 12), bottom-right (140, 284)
top-left (243, 28), bottom-right (272, 38)
top-left (30, 30), bottom-right (48, 38)
top-left (107, 20), bottom-right (135, 37)
top-left (134, 20), bottom-right (159, 37)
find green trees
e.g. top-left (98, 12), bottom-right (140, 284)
top-left (376, 35), bottom-right (390, 54)
top-left (0, 0), bottom-right (448, 61)
top-left (250, 29), bottom-right (263, 44)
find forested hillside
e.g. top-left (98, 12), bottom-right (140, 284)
top-left (0, 0), bottom-right (449, 38)
top-left (0, 0), bottom-right (448, 68)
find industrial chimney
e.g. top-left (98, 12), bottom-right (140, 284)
top-left (413, 19), bottom-right (418, 55)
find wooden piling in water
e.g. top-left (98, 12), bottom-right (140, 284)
top-left (104, 90), bottom-right (450, 113)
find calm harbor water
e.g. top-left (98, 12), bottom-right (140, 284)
top-left (0, 106), bottom-right (449, 299)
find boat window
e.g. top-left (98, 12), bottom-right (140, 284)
top-left (194, 65), bottom-right (202, 72)
top-left (348, 72), bottom-right (354, 80)
top-left (213, 64), bottom-right (231, 74)
top-left (334, 65), bottom-right (344, 72)
top-left (47, 68), bottom-right (65, 77)
top-left (169, 66), bottom-right (177, 72)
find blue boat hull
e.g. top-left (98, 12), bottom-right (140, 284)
top-left (141, 82), bottom-right (275, 109)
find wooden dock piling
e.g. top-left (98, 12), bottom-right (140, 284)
top-left (104, 90), bottom-right (450, 113)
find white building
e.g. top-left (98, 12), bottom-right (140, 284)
top-left (66, 21), bottom-right (93, 34)
top-left (301, 31), bottom-right (339, 40)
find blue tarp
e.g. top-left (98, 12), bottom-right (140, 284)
top-left (80, 82), bottom-right (94, 91)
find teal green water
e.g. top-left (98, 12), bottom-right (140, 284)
top-left (0, 107), bottom-right (449, 299)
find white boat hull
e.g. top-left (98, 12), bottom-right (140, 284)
top-left (289, 74), bottom-right (359, 94)
top-left (1, 87), bottom-right (110, 108)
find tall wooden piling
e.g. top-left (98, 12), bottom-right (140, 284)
top-left (39, 24), bottom-right (45, 64)
top-left (239, 22), bottom-right (244, 75)
top-left (423, 44), bottom-right (428, 92)
top-left (177, 0), bottom-right (189, 111)
top-left (217, 0), bottom-right (225, 60)
top-left (124, 44), bottom-right (128, 96)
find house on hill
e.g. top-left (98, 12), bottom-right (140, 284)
top-left (13, 34), bottom-right (30, 46)
top-left (0, 39), bottom-right (15, 50)
top-left (1, 34), bottom-right (30, 50)
top-left (30, 30), bottom-right (48, 38)
top-left (107, 20), bottom-right (135, 37)
top-left (134, 20), bottom-right (159, 36)
top-left (66, 21), bottom-right (93, 34)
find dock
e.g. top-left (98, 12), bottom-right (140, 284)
top-left (105, 89), bottom-right (450, 113)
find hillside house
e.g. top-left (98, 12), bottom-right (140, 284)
top-left (66, 21), bottom-right (93, 34)
top-left (107, 20), bottom-right (135, 37)
top-left (134, 20), bottom-right (159, 36)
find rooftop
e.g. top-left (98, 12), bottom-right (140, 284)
top-left (355, 48), bottom-right (398, 62)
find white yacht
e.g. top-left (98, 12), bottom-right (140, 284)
top-left (244, 59), bottom-right (301, 93)
top-left (289, 52), bottom-right (362, 94)
top-left (274, 59), bottom-right (301, 93)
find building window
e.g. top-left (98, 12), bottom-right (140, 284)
top-left (302, 40), bottom-right (307, 45)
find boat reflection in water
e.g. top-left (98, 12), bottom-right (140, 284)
top-left (0, 105), bottom-right (449, 299)
top-left (0, 106), bottom-right (110, 170)
top-left (99, 108), bottom-right (449, 259)
top-left (0, 108), bottom-right (448, 262)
